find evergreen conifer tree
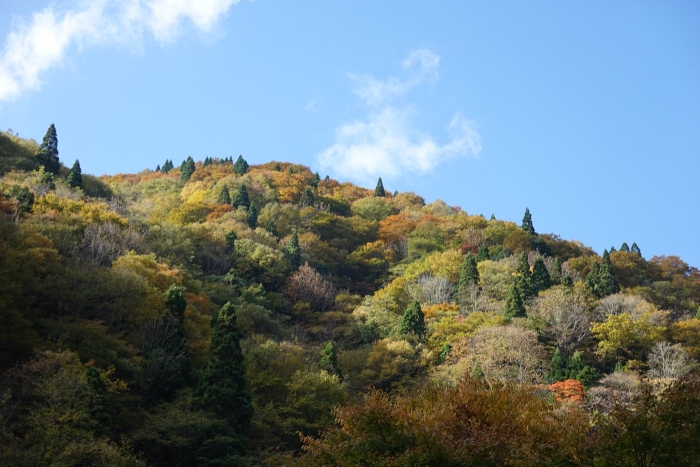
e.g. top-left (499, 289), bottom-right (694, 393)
top-left (476, 246), bottom-right (490, 262)
top-left (233, 155), bottom-right (249, 175)
top-left (155, 164), bottom-right (161, 172)
top-left (561, 275), bottom-right (573, 287)
top-left (299, 187), bottom-right (315, 208)
top-left (457, 254), bottom-right (480, 298)
top-left (551, 258), bottom-right (563, 285)
top-left (547, 348), bottom-right (568, 382)
top-left (225, 230), bottom-right (236, 253)
top-left (320, 341), bottom-right (343, 381)
top-left (522, 207), bottom-right (535, 235)
top-left (472, 361), bottom-right (484, 379)
top-left (265, 219), bottom-right (278, 237)
top-left (490, 214), bottom-right (496, 220)
top-left (620, 242), bottom-right (630, 252)
top-left (504, 279), bottom-right (526, 319)
top-left (398, 300), bottom-right (426, 338)
top-left (180, 156), bottom-right (195, 182)
top-left (273, 163), bottom-right (281, 171)
top-left (374, 177), bottom-right (386, 197)
top-left (287, 166), bottom-right (294, 174)
top-left (531, 257), bottom-right (551, 293)
top-left (161, 159), bottom-right (173, 173)
top-left (584, 261), bottom-right (601, 297)
top-left (196, 301), bottom-right (252, 456)
top-left (599, 250), bottom-right (620, 296)
top-left (516, 251), bottom-right (533, 297)
top-left (217, 185), bottom-right (231, 205)
top-left (437, 344), bottom-right (451, 364)
top-left (630, 243), bottom-right (641, 256)
top-left (36, 123), bottom-right (61, 174)
top-left (165, 285), bottom-right (187, 322)
top-left (66, 159), bottom-right (83, 188)
top-left (246, 204), bottom-right (258, 229)
top-left (610, 246), bottom-right (617, 253)
top-left (286, 229), bottom-right (301, 270)
top-left (311, 172), bottom-right (321, 188)
top-left (233, 184), bottom-right (250, 209)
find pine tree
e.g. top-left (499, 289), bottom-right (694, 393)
top-left (36, 123), bottom-right (61, 174)
top-left (180, 156), bottom-right (195, 182)
top-left (504, 279), bottom-right (526, 319)
top-left (273, 163), bottom-right (281, 171)
top-left (233, 184), bottom-right (250, 209)
top-left (584, 261), bottom-right (601, 297)
top-left (531, 257), bottom-right (551, 293)
top-left (516, 251), bottom-right (533, 298)
top-left (522, 207), bottom-right (535, 235)
top-left (398, 300), bottom-right (426, 338)
top-left (320, 341), bottom-right (343, 381)
top-left (547, 348), bottom-right (568, 382)
top-left (472, 361), bottom-right (484, 379)
top-left (155, 164), bottom-right (161, 172)
top-left (161, 159), bottom-right (173, 173)
top-left (610, 246), bottom-right (617, 253)
top-left (66, 159), bottom-right (83, 188)
top-left (490, 214), bottom-right (496, 221)
top-left (233, 155), bottom-right (249, 175)
top-left (299, 187), bottom-right (315, 208)
top-left (551, 258), bottom-right (563, 285)
top-left (286, 229), bottom-right (301, 270)
top-left (217, 185), bottom-right (231, 205)
top-left (225, 230), bottom-right (237, 253)
top-left (630, 243), bottom-right (641, 256)
top-left (246, 204), bottom-right (258, 229)
top-left (287, 166), bottom-right (294, 174)
top-left (374, 177), bottom-right (386, 197)
top-left (476, 246), bottom-right (490, 262)
top-left (620, 242), bottom-right (630, 252)
top-left (196, 302), bottom-right (252, 456)
top-left (599, 250), bottom-right (620, 296)
top-left (310, 172), bottom-right (321, 188)
top-left (457, 254), bottom-right (479, 299)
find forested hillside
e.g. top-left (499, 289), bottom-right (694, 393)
top-left (1, 126), bottom-right (700, 466)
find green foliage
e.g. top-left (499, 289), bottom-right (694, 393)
top-left (0, 130), bottom-right (41, 175)
top-left (246, 204), bottom-right (258, 229)
top-left (180, 156), bottom-right (195, 182)
top-left (522, 207), bottom-right (535, 235)
top-left (233, 183), bottom-right (250, 209)
top-left (299, 186), bottom-right (314, 208)
top-left (310, 172), bottom-right (320, 188)
top-left (196, 302), bottom-right (252, 456)
top-left (286, 229), bottom-right (301, 270)
top-left (66, 159), bottom-right (83, 188)
top-left (476, 245), bottom-right (490, 262)
top-left (234, 155), bottom-right (249, 175)
top-left (374, 177), bottom-right (385, 197)
top-left (217, 185), bottom-right (231, 205)
top-left (398, 300), bottom-right (426, 338)
top-left (457, 253), bottom-right (479, 301)
top-left (161, 159), bottom-right (174, 173)
top-left (531, 257), bottom-right (551, 293)
top-left (36, 123), bottom-right (61, 174)
top-left (551, 257), bottom-right (562, 284)
top-left (472, 361), bottom-right (484, 379)
top-left (320, 341), bottom-right (343, 380)
top-left (504, 278), bottom-right (526, 319)
top-left (630, 242), bottom-right (641, 256)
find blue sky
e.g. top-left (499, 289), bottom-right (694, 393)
top-left (1, 1), bottom-right (699, 268)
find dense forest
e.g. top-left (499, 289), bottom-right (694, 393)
top-left (1, 125), bottom-right (699, 466)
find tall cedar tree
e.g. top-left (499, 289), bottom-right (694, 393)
top-left (457, 254), bottom-right (479, 299)
top-left (66, 159), bottom-right (83, 188)
top-left (233, 155), bottom-right (249, 175)
top-left (180, 156), bottom-right (195, 182)
top-left (584, 262), bottom-right (601, 296)
top-left (246, 204), bottom-right (258, 229)
top-left (530, 257), bottom-right (551, 293)
top-left (320, 341), bottom-right (343, 381)
top-left (36, 123), bottom-right (61, 174)
top-left (631, 242), bottom-right (642, 256)
top-left (516, 251), bottom-right (533, 298)
top-left (374, 177), bottom-right (386, 197)
top-left (286, 229), bottom-right (301, 270)
top-left (161, 159), bottom-right (173, 173)
top-left (155, 164), bottom-right (160, 172)
top-left (233, 184), bottom-right (250, 209)
top-left (273, 163), bottom-right (281, 171)
top-left (551, 258), bottom-right (563, 284)
top-left (399, 300), bottom-right (426, 338)
top-left (504, 278), bottom-right (526, 319)
top-left (599, 250), bottom-right (620, 296)
top-left (225, 230), bottom-right (236, 253)
top-left (311, 172), bottom-right (321, 188)
top-left (620, 242), bottom-right (630, 252)
top-left (476, 246), bottom-right (490, 262)
top-left (196, 302), bottom-right (252, 452)
top-left (299, 187), bottom-right (315, 208)
top-left (217, 185), bottom-right (231, 205)
top-left (522, 207), bottom-right (535, 235)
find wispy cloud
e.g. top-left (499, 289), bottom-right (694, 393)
top-left (0, 0), bottom-right (242, 102)
top-left (319, 49), bottom-right (481, 185)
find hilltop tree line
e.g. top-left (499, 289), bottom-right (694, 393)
top-left (0, 124), bottom-right (699, 465)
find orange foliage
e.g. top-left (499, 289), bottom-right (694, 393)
top-left (549, 379), bottom-right (586, 403)
top-left (422, 302), bottom-right (459, 321)
top-left (379, 212), bottom-right (418, 243)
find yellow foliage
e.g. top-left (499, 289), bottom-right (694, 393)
top-left (111, 252), bottom-right (182, 290)
top-left (33, 194), bottom-right (127, 226)
top-left (403, 249), bottom-right (463, 283)
top-left (427, 312), bottom-right (506, 354)
top-left (422, 303), bottom-right (459, 321)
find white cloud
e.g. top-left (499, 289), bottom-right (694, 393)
top-left (318, 49), bottom-right (481, 185)
top-left (0, 0), bottom-right (242, 102)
